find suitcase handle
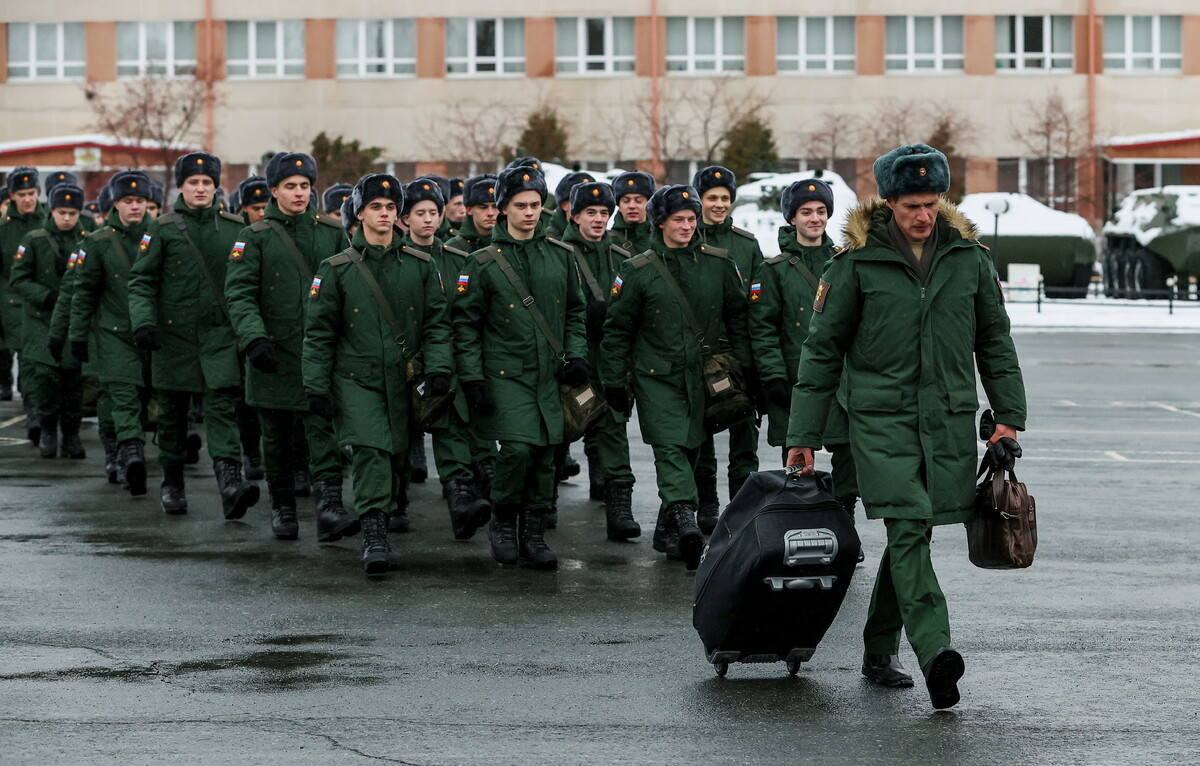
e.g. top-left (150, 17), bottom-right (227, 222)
top-left (764, 576), bottom-right (838, 591)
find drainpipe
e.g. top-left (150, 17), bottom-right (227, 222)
top-left (1087, 0), bottom-right (1098, 222)
top-left (649, 0), bottom-right (662, 180)
top-left (204, 0), bottom-right (215, 153)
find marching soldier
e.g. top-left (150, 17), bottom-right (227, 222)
top-left (45, 172), bottom-right (95, 233)
top-left (146, 180), bottom-right (164, 220)
top-left (599, 185), bottom-right (752, 570)
top-left (322, 183), bottom-right (353, 223)
top-left (444, 177), bottom-right (467, 231)
top-left (560, 181), bottom-right (639, 540)
top-left (452, 165), bottom-right (588, 571)
top-left (303, 173), bottom-right (453, 575)
top-left (1, 167), bottom-right (44, 440)
top-left (128, 152), bottom-right (261, 519)
top-left (415, 175), bottom-right (456, 243)
top-left (545, 171), bottom-right (595, 239)
top-left (609, 171), bottom-right (656, 256)
top-left (10, 183), bottom-right (89, 458)
top-left (237, 176), bottom-right (270, 225)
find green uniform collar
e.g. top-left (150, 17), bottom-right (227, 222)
top-left (172, 195), bottom-right (217, 224)
top-left (106, 208), bottom-right (148, 237)
top-left (264, 199), bottom-right (313, 227)
top-left (350, 228), bottom-right (402, 257)
top-left (561, 222), bottom-right (611, 252)
top-left (611, 210), bottom-right (649, 234)
top-left (777, 226), bottom-right (834, 258)
top-left (492, 220), bottom-right (547, 247)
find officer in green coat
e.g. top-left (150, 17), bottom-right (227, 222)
top-left (303, 173), bottom-right (454, 576)
top-left (692, 166), bottom-right (762, 530)
top-left (128, 151), bottom-right (260, 519)
top-left (787, 144), bottom-right (1027, 709)
top-left (561, 181), bottom-right (640, 540)
top-left (608, 171), bottom-right (656, 255)
top-left (224, 152), bottom-right (354, 542)
top-left (452, 165), bottom-right (589, 571)
top-left (1, 167), bottom-right (44, 440)
top-left (599, 185), bottom-right (753, 570)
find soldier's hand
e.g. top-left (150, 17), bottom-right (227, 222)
top-left (47, 338), bottom-right (65, 362)
top-left (785, 446), bottom-right (815, 474)
top-left (307, 393), bottom-right (334, 420)
top-left (603, 387), bottom-right (632, 418)
top-left (585, 301), bottom-right (608, 337)
top-left (462, 381), bottom-right (496, 415)
top-left (558, 358), bottom-right (589, 388)
top-left (422, 372), bottom-right (451, 398)
top-left (764, 378), bottom-right (791, 407)
top-left (70, 341), bottom-right (89, 363)
top-left (133, 325), bottom-right (161, 351)
top-left (988, 436), bottom-right (1022, 472)
top-left (245, 337), bottom-right (279, 373)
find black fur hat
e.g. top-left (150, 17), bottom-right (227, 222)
top-left (238, 175), bottom-right (270, 208)
top-left (402, 178), bottom-right (445, 217)
top-left (174, 152), bottom-right (221, 188)
top-left (266, 152), bottom-right (317, 188)
top-left (570, 182), bottom-right (616, 217)
top-left (462, 174), bottom-right (498, 208)
top-left (507, 156), bottom-right (543, 173)
top-left (97, 185), bottom-right (114, 213)
top-left (148, 180), bottom-right (165, 207)
top-left (692, 165), bottom-right (737, 201)
top-left (228, 188), bottom-right (242, 214)
top-left (322, 183), bottom-right (353, 214)
top-left (555, 171), bottom-right (596, 207)
top-left (781, 178), bottom-right (834, 223)
top-left (109, 169), bottom-right (153, 202)
top-left (873, 143), bottom-right (950, 199)
top-left (6, 166), bottom-right (39, 194)
top-left (495, 165), bottom-right (548, 212)
top-left (611, 171), bottom-right (656, 202)
top-left (44, 170), bottom-right (78, 194)
top-left (351, 173), bottom-right (404, 218)
top-left (49, 183), bottom-right (85, 211)
top-left (415, 175), bottom-right (451, 206)
top-left (448, 178), bottom-right (465, 200)
top-left (646, 185), bottom-right (702, 227)
top-left (339, 195), bottom-right (356, 230)
top-left (84, 201), bottom-right (99, 216)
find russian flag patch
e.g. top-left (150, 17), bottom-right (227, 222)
top-left (611, 275), bottom-right (623, 296)
top-left (749, 281), bottom-right (762, 301)
top-left (456, 274), bottom-right (470, 294)
top-left (139, 233), bottom-right (152, 252)
top-left (14, 245), bottom-right (25, 260)
top-left (230, 241), bottom-right (245, 260)
top-left (309, 276), bottom-right (322, 297)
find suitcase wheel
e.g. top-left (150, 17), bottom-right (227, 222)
top-left (713, 661), bottom-right (729, 678)
top-left (786, 659), bottom-right (802, 676)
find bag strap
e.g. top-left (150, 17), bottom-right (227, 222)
top-left (571, 247), bottom-right (606, 304)
top-left (345, 248), bottom-right (410, 355)
top-left (167, 213), bottom-right (230, 322)
top-left (490, 250), bottom-right (566, 361)
top-left (645, 252), bottom-right (709, 354)
top-left (787, 255), bottom-right (820, 290)
top-left (264, 219), bottom-right (314, 282)
top-left (91, 228), bottom-right (132, 273)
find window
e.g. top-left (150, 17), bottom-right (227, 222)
top-left (995, 16), bottom-right (1073, 71)
top-left (116, 21), bottom-right (196, 78)
top-left (1104, 16), bottom-right (1182, 72)
top-left (666, 17), bottom-right (744, 74)
top-left (336, 19), bottom-right (416, 77)
top-left (225, 20), bottom-right (304, 78)
top-left (446, 18), bottom-right (525, 76)
top-left (777, 16), bottom-right (855, 73)
top-left (6, 22), bottom-right (85, 81)
top-left (885, 16), bottom-right (963, 72)
top-left (997, 157), bottom-right (1079, 210)
top-left (555, 17), bottom-right (635, 75)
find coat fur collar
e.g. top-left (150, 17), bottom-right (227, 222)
top-left (842, 197), bottom-right (979, 250)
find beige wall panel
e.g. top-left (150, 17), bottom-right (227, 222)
top-left (85, 21), bottom-right (116, 84)
top-left (416, 18), bottom-right (445, 79)
top-left (964, 16), bottom-right (995, 76)
top-left (305, 19), bottom-right (336, 80)
top-left (744, 17), bottom-right (776, 77)
top-left (857, 17), bottom-right (885, 76)
top-left (525, 18), bottom-right (555, 79)
top-left (635, 16), bottom-right (664, 78)
top-left (0, 24), bottom-right (7, 86)
top-left (1184, 16), bottom-right (1200, 76)
top-left (966, 157), bottom-right (998, 193)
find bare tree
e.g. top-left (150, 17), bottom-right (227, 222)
top-left (419, 100), bottom-right (521, 172)
top-left (799, 109), bottom-right (857, 169)
top-left (83, 77), bottom-right (207, 183)
top-left (1011, 87), bottom-right (1089, 210)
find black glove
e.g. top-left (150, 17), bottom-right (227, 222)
top-left (133, 325), bottom-right (161, 351)
top-left (47, 338), bottom-right (64, 362)
top-left (763, 378), bottom-right (791, 408)
top-left (307, 393), bottom-right (334, 420)
top-left (558, 357), bottom-right (589, 388)
top-left (245, 337), bottom-right (279, 373)
top-left (422, 372), bottom-right (451, 398)
top-left (604, 386), bottom-right (632, 418)
top-left (585, 301), bottom-right (608, 337)
top-left (70, 341), bottom-right (89, 363)
top-left (40, 293), bottom-right (56, 311)
top-left (462, 380), bottom-right (495, 415)
top-left (988, 437), bottom-right (1023, 472)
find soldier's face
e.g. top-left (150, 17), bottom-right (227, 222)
top-left (403, 200), bottom-right (441, 244)
top-left (244, 202), bottom-right (268, 224)
top-left (358, 199), bottom-right (397, 235)
top-left (446, 195), bottom-right (466, 223)
top-left (51, 207), bottom-right (80, 231)
top-left (327, 209), bottom-right (342, 220)
top-left (572, 206), bottom-right (612, 243)
top-left (792, 201), bottom-right (829, 244)
top-left (145, 202), bottom-right (160, 218)
top-left (887, 193), bottom-right (940, 243)
top-left (701, 189), bottom-right (731, 225)
top-left (179, 176), bottom-right (214, 209)
top-left (618, 193), bottom-right (648, 223)
top-left (273, 176), bottom-right (312, 215)
top-left (114, 196), bottom-right (147, 226)
top-left (504, 191), bottom-right (543, 236)
top-left (469, 203), bottom-right (498, 234)
top-left (12, 188), bottom-right (38, 215)
top-left (660, 210), bottom-right (697, 248)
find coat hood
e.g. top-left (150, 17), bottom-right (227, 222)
top-left (842, 197), bottom-right (979, 251)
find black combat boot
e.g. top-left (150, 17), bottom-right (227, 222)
top-left (696, 476), bottom-right (721, 535)
top-left (389, 483), bottom-right (410, 533)
top-left (60, 428), bottom-right (86, 459)
top-left (120, 440), bottom-right (147, 497)
top-left (360, 510), bottom-right (395, 576)
top-left (161, 464), bottom-right (187, 515)
top-left (488, 505), bottom-right (519, 565)
top-left (668, 501), bottom-right (704, 570)
top-left (585, 445), bottom-right (605, 501)
top-left (243, 450), bottom-right (264, 481)
top-left (604, 478), bottom-right (641, 541)
top-left (38, 417), bottom-right (58, 459)
top-left (25, 398), bottom-right (41, 445)
top-left (214, 457), bottom-right (260, 520)
top-left (293, 468), bottom-right (311, 497)
top-left (518, 508), bottom-right (558, 570)
top-left (100, 422), bottom-right (118, 483)
top-left (0, 361), bottom-right (11, 401)
top-left (556, 449), bottom-right (581, 481)
top-left (651, 504), bottom-right (681, 560)
top-left (184, 430), bottom-right (202, 464)
top-left (314, 478), bottom-right (360, 543)
top-left (409, 440), bottom-right (428, 483)
top-left (472, 457), bottom-right (495, 501)
top-left (447, 477), bottom-right (491, 540)
top-left (267, 477), bottom-right (298, 540)
top-left (838, 495), bottom-right (865, 563)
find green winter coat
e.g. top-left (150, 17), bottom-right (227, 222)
top-left (451, 222), bottom-right (587, 446)
top-left (127, 197), bottom-right (246, 393)
top-left (787, 199), bottom-right (1027, 525)
top-left (435, 216), bottom-right (459, 243)
top-left (443, 216), bottom-right (492, 254)
top-left (545, 207), bottom-right (569, 240)
top-left (224, 201), bottom-right (347, 410)
top-left (599, 232), bottom-right (752, 449)
top-left (47, 245), bottom-right (102, 378)
top-left (0, 207), bottom-right (43, 351)
top-left (303, 230), bottom-right (452, 452)
top-left (698, 217), bottom-right (764, 289)
top-left (68, 210), bottom-right (146, 385)
top-left (10, 220), bottom-right (85, 368)
top-left (609, 211), bottom-right (653, 256)
top-left (561, 223), bottom-right (629, 379)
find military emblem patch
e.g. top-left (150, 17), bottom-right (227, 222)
top-left (309, 276), bottom-right (322, 298)
top-left (139, 234), bottom-right (152, 252)
top-left (995, 275), bottom-right (1005, 305)
top-left (813, 279), bottom-right (830, 313)
top-left (611, 275), bottom-right (623, 296)
top-left (456, 274), bottom-right (470, 294)
top-left (67, 252), bottom-right (78, 268)
top-left (230, 241), bottom-right (245, 260)
top-left (749, 281), bottom-right (762, 301)
top-left (14, 245), bottom-right (24, 261)
top-left (77, 249), bottom-right (87, 267)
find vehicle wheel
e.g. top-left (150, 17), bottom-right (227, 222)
top-left (1102, 248), bottom-right (1120, 297)
top-left (714, 661), bottom-right (729, 677)
top-left (1132, 249), bottom-right (1168, 298)
top-left (786, 659), bottom-right (802, 676)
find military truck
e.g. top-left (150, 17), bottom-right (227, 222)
top-left (1102, 186), bottom-right (1200, 299)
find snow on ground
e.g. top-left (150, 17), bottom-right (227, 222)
top-left (732, 170), bottom-right (859, 254)
top-left (1003, 293), bottom-right (1200, 332)
top-left (958, 193), bottom-right (1095, 239)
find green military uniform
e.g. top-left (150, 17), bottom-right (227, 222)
top-left (609, 211), bottom-right (653, 256)
top-left (443, 216), bottom-right (491, 254)
top-left (303, 229), bottom-right (452, 518)
top-left (787, 198), bottom-right (1026, 670)
top-left (545, 207), bottom-right (568, 240)
top-left (0, 205), bottom-right (42, 389)
top-left (435, 216), bottom-right (458, 242)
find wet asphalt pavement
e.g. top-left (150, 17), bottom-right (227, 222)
top-left (1, 330), bottom-right (1198, 765)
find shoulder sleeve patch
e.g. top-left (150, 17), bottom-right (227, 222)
top-left (249, 220), bottom-right (271, 232)
top-left (731, 226), bottom-right (756, 241)
top-left (219, 210), bottom-right (245, 224)
top-left (813, 279), bottom-right (831, 313)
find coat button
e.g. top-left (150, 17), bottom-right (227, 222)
top-left (499, 370), bottom-right (505, 375)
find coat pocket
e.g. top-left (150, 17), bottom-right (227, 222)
top-left (850, 388), bottom-right (903, 412)
top-left (633, 353), bottom-right (672, 376)
top-left (947, 389), bottom-right (979, 413)
top-left (336, 353), bottom-right (377, 381)
top-left (484, 355), bottom-right (524, 378)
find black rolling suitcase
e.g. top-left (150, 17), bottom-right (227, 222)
top-left (693, 467), bottom-right (860, 677)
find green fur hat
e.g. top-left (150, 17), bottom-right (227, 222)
top-left (873, 143), bottom-right (950, 199)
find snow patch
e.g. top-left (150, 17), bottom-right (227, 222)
top-left (731, 170), bottom-right (859, 254)
top-left (1101, 186), bottom-right (1200, 246)
top-left (958, 193), bottom-right (1094, 239)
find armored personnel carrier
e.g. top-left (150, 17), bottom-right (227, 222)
top-left (1102, 186), bottom-right (1200, 299)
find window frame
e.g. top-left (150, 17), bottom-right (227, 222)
top-left (994, 15), bottom-right (1074, 72)
top-left (116, 21), bottom-right (197, 79)
top-left (445, 17), bottom-right (526, 77)
top-left (6, 22), bottom-right (86, 82)
top-left (554, 16), bottom-right (636, 76)
top-left (884, 15), bottom-right (965, 73)
top-left (776, 16), bottom-right (856, 75)
top-left (224, 19), bottom-right (305, 80)
top-left (665, 16), bottom-right (745, 75)
top-left (1103, 15), bottom-right (1183, 73)
top-left (335, 18), bottom-right (417, 79)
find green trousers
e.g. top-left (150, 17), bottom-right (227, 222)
top-left (26, 360), bottom-right (82, 435)
top-left (430, 408), bottom-right (473, 484)
top-left (350, 445), bottom-right (406, 517)
top-left (863, 517), bottom-right (951, 669)
top-left (583, 409), bottom-right (634, 483)
top-left (105, 381), bottom-right (146, 443)
top-left (651, 443), bottom-right (701, 509)
top-left (493, 441), bottom-right (555, 509)
top-left (258, 407), bottom-right (341, 483)
top-left (158, 388), bottom-right (241, 467)
top-left (696, 416), bottom-right (760, 493)
top-left (829, 442), bottom-right (860, 499)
